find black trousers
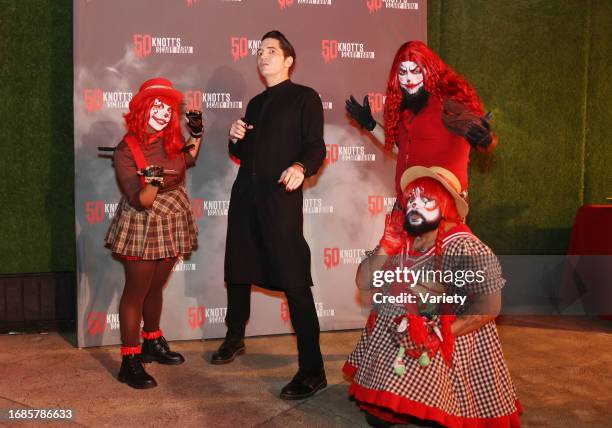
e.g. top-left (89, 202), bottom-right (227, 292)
top-left (225, 283), bottom-right (324, 373)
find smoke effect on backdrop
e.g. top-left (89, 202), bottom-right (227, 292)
top-left (74, 0), bottom-right (427, 347)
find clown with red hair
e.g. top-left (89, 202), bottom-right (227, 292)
top-left (105, 77), bottom-right (203, 389)
top-left (346, 41), bottom-right (496, 198)
top-left (344, 166), bottom-right (521, 427)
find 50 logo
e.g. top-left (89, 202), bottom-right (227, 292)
top-left (325, 144), bottom-right (339, 165)
top-left (367, 93), bottom-right (385, 113)
top-left (187, 306), bottom-right (206, 329)
top-left (278, 0), bottom-right (294, 9)
top-left (83, 89), bottom-right (103, 113)
top-left (184, 90), bottom-right (203, 111)
top-left (87, 311), bottom-right (107, 336)
top-left (366, 0), bottom-right (383, 13)
top-left (191, 198), bottom-right (204, 221)
top-left (321, 40), bottom-right (338, 63)
top-left (368, 195), bottom-right (385, 215)
top-left (134, 34), bottom-right (152, 58)
top-left (323, 247), bottom-right (340, 269)
top-left (368, 195), bottom-right (395, 214)
top-left (231, 37), bottom-right (248, 61)
top-left (85, 201), bottom-right (104, 225)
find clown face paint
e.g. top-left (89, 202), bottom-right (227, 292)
top-left (148, 98), bottom-right (172, 131)
top-left (405, 186), bottom-right (441, 236)
top-left (398, 60), bottom-right (424, 94)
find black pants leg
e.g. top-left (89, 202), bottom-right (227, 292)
top-left (225, 283), bottom-right (251, 339)
top-left (284, 287), bottom-right (323, 373)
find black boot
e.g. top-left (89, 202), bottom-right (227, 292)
top-left (117, 354), bottom-right (157, 389)
top-left (140, 336), bottom-right (185, 365)
top-left (210, 326), bottom-right (245, 364)
top-left (279, 367), bottom-right (327, 400)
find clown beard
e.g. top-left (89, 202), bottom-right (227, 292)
top-left (401, 86), bottom-right (429, 114)
top-left (404, 211), bottom-right (441, 236)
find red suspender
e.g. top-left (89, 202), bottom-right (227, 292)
top-left (123, 134), bottom-right (148, 188)
top-left (123, 134), bottom-right (187, 187)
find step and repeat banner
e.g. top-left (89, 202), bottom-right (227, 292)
top-left (74, 0), bottom-right (427, 347)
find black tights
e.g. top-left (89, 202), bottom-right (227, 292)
top-left (119, 258), bottom-right (176, 346)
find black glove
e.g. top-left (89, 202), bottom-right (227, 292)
top-left (465, 112), bottom-right (493, 149)
top-left (181, 144), bottom-right (195, 153)
top-left (138, 165), bottom-right (164, 187)
top-left (345, 95), bottom-right (376, 131)
top-left (185, 109), bottom-right (203, 138)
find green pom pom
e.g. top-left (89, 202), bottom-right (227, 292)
top-left (394, 365), bottom-right (407, 376)
top-left (418, 352), bottom-right (430, 367)
top-left (397, 346), bottom-right (406, 358)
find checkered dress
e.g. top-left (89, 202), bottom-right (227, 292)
top-left (344, 230), bottom-right (521, 427)
top-left (105, 186), bottom-right (198, 260)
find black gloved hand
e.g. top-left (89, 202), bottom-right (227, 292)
top-left (465, 112), bottom-right (493, 149)
top-left (181, 144), bottom-right (195, 153)
top-left (138, 165), bottom-right (164, 187)
top-left (345, 95), bottom-right (376, 131)
top-left (185, 109), bottom-right (203, 138)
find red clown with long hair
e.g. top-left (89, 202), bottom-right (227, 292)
top-left (346, 41), bottom-right (497, 198)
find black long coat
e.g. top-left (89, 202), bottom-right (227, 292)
top-left (224, 80), bottom-right (326, 290)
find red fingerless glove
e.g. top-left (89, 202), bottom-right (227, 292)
top-left (379, 209), bottom-right (407, 255)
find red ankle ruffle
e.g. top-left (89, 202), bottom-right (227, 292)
top-left (120, 345), bottom-right (141, 356)
top-left (141, 329), bottom-right (163, 340)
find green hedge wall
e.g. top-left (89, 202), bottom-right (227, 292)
top-left (0, 0), bottom-right (74, 274)
top-left (429, 0), bottom-right (611, 253)
top-left (0, 1), bottom-right (610, 273)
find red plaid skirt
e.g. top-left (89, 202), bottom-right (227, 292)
top-left (344, 303), bottom-right (521, 427)
top-left (105, 187), bottom-right (198, 260)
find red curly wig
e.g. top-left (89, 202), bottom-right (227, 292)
top-left (384, 41), bottom-right (485, 150)
top-left (123, 95), bottom-right (184, 159)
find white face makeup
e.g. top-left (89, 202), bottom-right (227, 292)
top-left (148, 98), bottom-right (172, 131)
top-left (406, 187), bottom-right (440, 226)
top-left (398, 60), bottom-right (424, 94)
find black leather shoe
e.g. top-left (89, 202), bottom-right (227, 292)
top-left (279, 368), bottom-right (327, 400)
top-left (117, 354), bottom-right (157, 389)
top-left (210, 338), bottom-right (245, 364)
top-left (140, 336), bottom-right (185, 365)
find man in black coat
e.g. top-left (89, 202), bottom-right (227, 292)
top-left (211, 30), bottom-right (327, 400)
